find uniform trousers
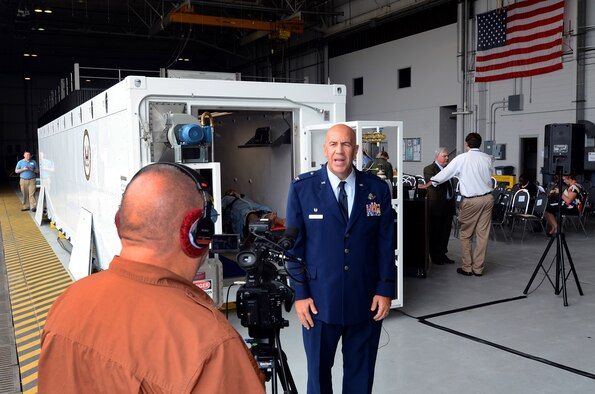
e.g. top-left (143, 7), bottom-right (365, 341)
top-left (303, 318), bottom-right (382, 394)
top-left (458, 194), bottom-right (493, 274)
top-left (19, 178), bottom-right (37, 210)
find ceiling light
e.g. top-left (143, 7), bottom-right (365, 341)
top-left (34, 7), bottom-right (43, 13)
top-left (44, 9), bottom-right (52, 13)
top-left (85, 79), bottom-right (91, 82)
top-left (184, 58), bottom-right (190, 62)
top-left (178, 57), bottom-right (184, 61)
top-left (24, 77), bottom-right (31, 80)
top-left (23, 53), bottom-right (30, 57)
top-left (31, 53), bottom-right (38, 57)
top-left (37, 27), bottom-right (45, 31)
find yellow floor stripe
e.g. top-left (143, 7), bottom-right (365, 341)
top-left (19, 347), bottom-right (41, 363)
top-left (1, 186), bottom-right (73, 393)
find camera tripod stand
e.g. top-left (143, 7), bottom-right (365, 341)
top-left (523, 173), bottom-right (583, 306)
top-left (248, 327), bottom-right (297, 394)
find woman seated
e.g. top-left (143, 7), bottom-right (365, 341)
top-left (543, 174), bottom-right (585, 236)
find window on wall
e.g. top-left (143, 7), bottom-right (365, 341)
top-left (398, 67), bottom-right (411, 89)
top-left (353, 77), bottom-right (363, 96)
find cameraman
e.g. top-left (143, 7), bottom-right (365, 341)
top-left (286, 124), bottom-right (395, 394)
top-left (39, 163), bottom-right (265, 393)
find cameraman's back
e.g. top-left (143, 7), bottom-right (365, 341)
top-left (38, 164), bottom-right (265, 393)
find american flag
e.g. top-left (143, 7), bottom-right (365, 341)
top-left (475, 0), bottom-right (564, 83)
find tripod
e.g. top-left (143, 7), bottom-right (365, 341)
top-left (523, 172), bottom-right (583, 306)
top-left (249, 327), bottom-right (297, 394)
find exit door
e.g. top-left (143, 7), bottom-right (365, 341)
top-left (520, 137), bottom-right (538, 181)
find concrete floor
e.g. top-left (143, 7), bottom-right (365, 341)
top-left (227, 221), bottom-right (595, 393)
top-left (10, 186), bottom-right (595, 393)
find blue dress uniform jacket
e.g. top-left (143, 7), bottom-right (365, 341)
top-left (286, 165), bottom-right (395, 326)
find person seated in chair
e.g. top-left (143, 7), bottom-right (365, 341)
top-left (222, 190), bottom-right (286, 240)
top-left (543, 174), bottom-right (585, 236)
top-left (517, 173), bottom-right (539, 212)
top-left (518, 174), bottom-right (538, 199)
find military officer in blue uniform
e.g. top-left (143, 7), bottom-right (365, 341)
top-left (286, 124), bottom-right (395, 394)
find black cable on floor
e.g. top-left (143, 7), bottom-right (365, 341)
top-left (416, 295), bottom-right (527, 320)
top-left (403, 295), bottom-right (595, 380)
top-left (419, 318), bottom-right (595, 380)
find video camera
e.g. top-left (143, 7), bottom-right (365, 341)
top-left (235, 219), bottom-right (297, 334)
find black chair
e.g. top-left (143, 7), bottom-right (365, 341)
top-left (506, 189), bottom-right (531, 230)
top-left (510, 193), bottom-right (548, 242)
top-left (491, 192), bottom-right (511, 242)
top-left (562, 190), bottom-right (589, 237)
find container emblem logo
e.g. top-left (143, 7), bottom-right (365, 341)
top-left (83, 129), bottom-right (91, 180)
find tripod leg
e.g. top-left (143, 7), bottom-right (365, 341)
top-left (274, 332), bottom-right (298, 393)
top-left (523, 234), bottom-right (556, 294)
top-left (561, 235), bottom-right (584, 296)
top-left (557, 234), bottom-right (568, 306)
top-left (555, 234), bottom-right (562, 295)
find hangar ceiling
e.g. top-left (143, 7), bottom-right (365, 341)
top-left (1, 0), bottom-right (452, 82)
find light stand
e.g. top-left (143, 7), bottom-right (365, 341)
top-left (523, 168), bottom-right (583, 306)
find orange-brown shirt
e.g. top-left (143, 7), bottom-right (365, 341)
top-left (38, 256), bottom-right (265, 393)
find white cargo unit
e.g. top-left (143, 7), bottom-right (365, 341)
top-left (38, 76), bottom-right (346, 277)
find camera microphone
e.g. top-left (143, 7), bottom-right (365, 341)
top-left (278, 226), bottom-right (298, 250)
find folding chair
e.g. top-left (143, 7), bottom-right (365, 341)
top-left (510, 193), bottom-right (548, 242)
top-left (562, 190), bottom-right (589, 237)
top-left (491, 192), bottom-right (510, 242)
top-left (506, 189), bottom-right (531, 233)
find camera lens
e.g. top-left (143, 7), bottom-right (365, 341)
top-left (237, 251), bottom-right (257, 270)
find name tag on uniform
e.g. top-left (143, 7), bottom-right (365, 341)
top-left (309, 214), bottom-right (323, 220)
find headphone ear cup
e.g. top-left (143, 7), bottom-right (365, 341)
top-left (115, 210), bottom-right (122, 239)
top-left (180, 208), bottom-right (206, 258)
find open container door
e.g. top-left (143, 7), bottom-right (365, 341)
top-left (303, 121), bottom-right (404, 308)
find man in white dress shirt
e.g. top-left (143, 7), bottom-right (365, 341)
top-left (420, 133), bottom-right (493, 276)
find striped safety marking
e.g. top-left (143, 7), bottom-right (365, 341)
top-left (0, 187), bottom-right (73, 393)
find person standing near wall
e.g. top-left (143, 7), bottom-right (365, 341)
top-left (423, 147), bottom-right (455, 265)
top-left (419, 133), bottom-right (493, 276)
top-left (286, 123), bottom-right (395, 393)
top-left (15, 150), bottom-right (39, 212)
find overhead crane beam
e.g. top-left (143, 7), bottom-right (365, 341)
top-left (165, 5), bottom-right (304, 34)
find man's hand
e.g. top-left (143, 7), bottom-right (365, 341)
top-left (295, 298), bottom-right (318, 329)
top-left (371, 295), bottom-right (392, 321)
top-left (417, 181), bottom-right (432, 190)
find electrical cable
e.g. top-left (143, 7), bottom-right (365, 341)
top-left (56, 237), bottom-right (72, 254)
top-left (377, 324), bottom-right (391, 350)
top-left (524, 254), bottom-right (556, 295)
top-left (165, 26), bottom-right (193, 69)
top-left (225, 282), bottom-right (242, 320)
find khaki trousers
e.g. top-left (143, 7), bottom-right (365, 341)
top-left (458, 194), bottom-right (493, 274)
top-left (20, 178), bottom-right (37, 210)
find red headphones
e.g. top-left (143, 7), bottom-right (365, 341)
top-left (115, 162), bottom-right (214, 257)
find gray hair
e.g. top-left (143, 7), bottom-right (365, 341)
top-left (434, 147), bottom-right (448, 158)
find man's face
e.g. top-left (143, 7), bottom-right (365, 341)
top-left (324, 125), bottom-right (358, 180)
top-left (24, 152), bottom-right (31, 161)
top-left (436, 151), bottom-right (449, 167)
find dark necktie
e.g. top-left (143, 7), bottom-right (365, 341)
top-left (338, 181), bottom-right (349, 222)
